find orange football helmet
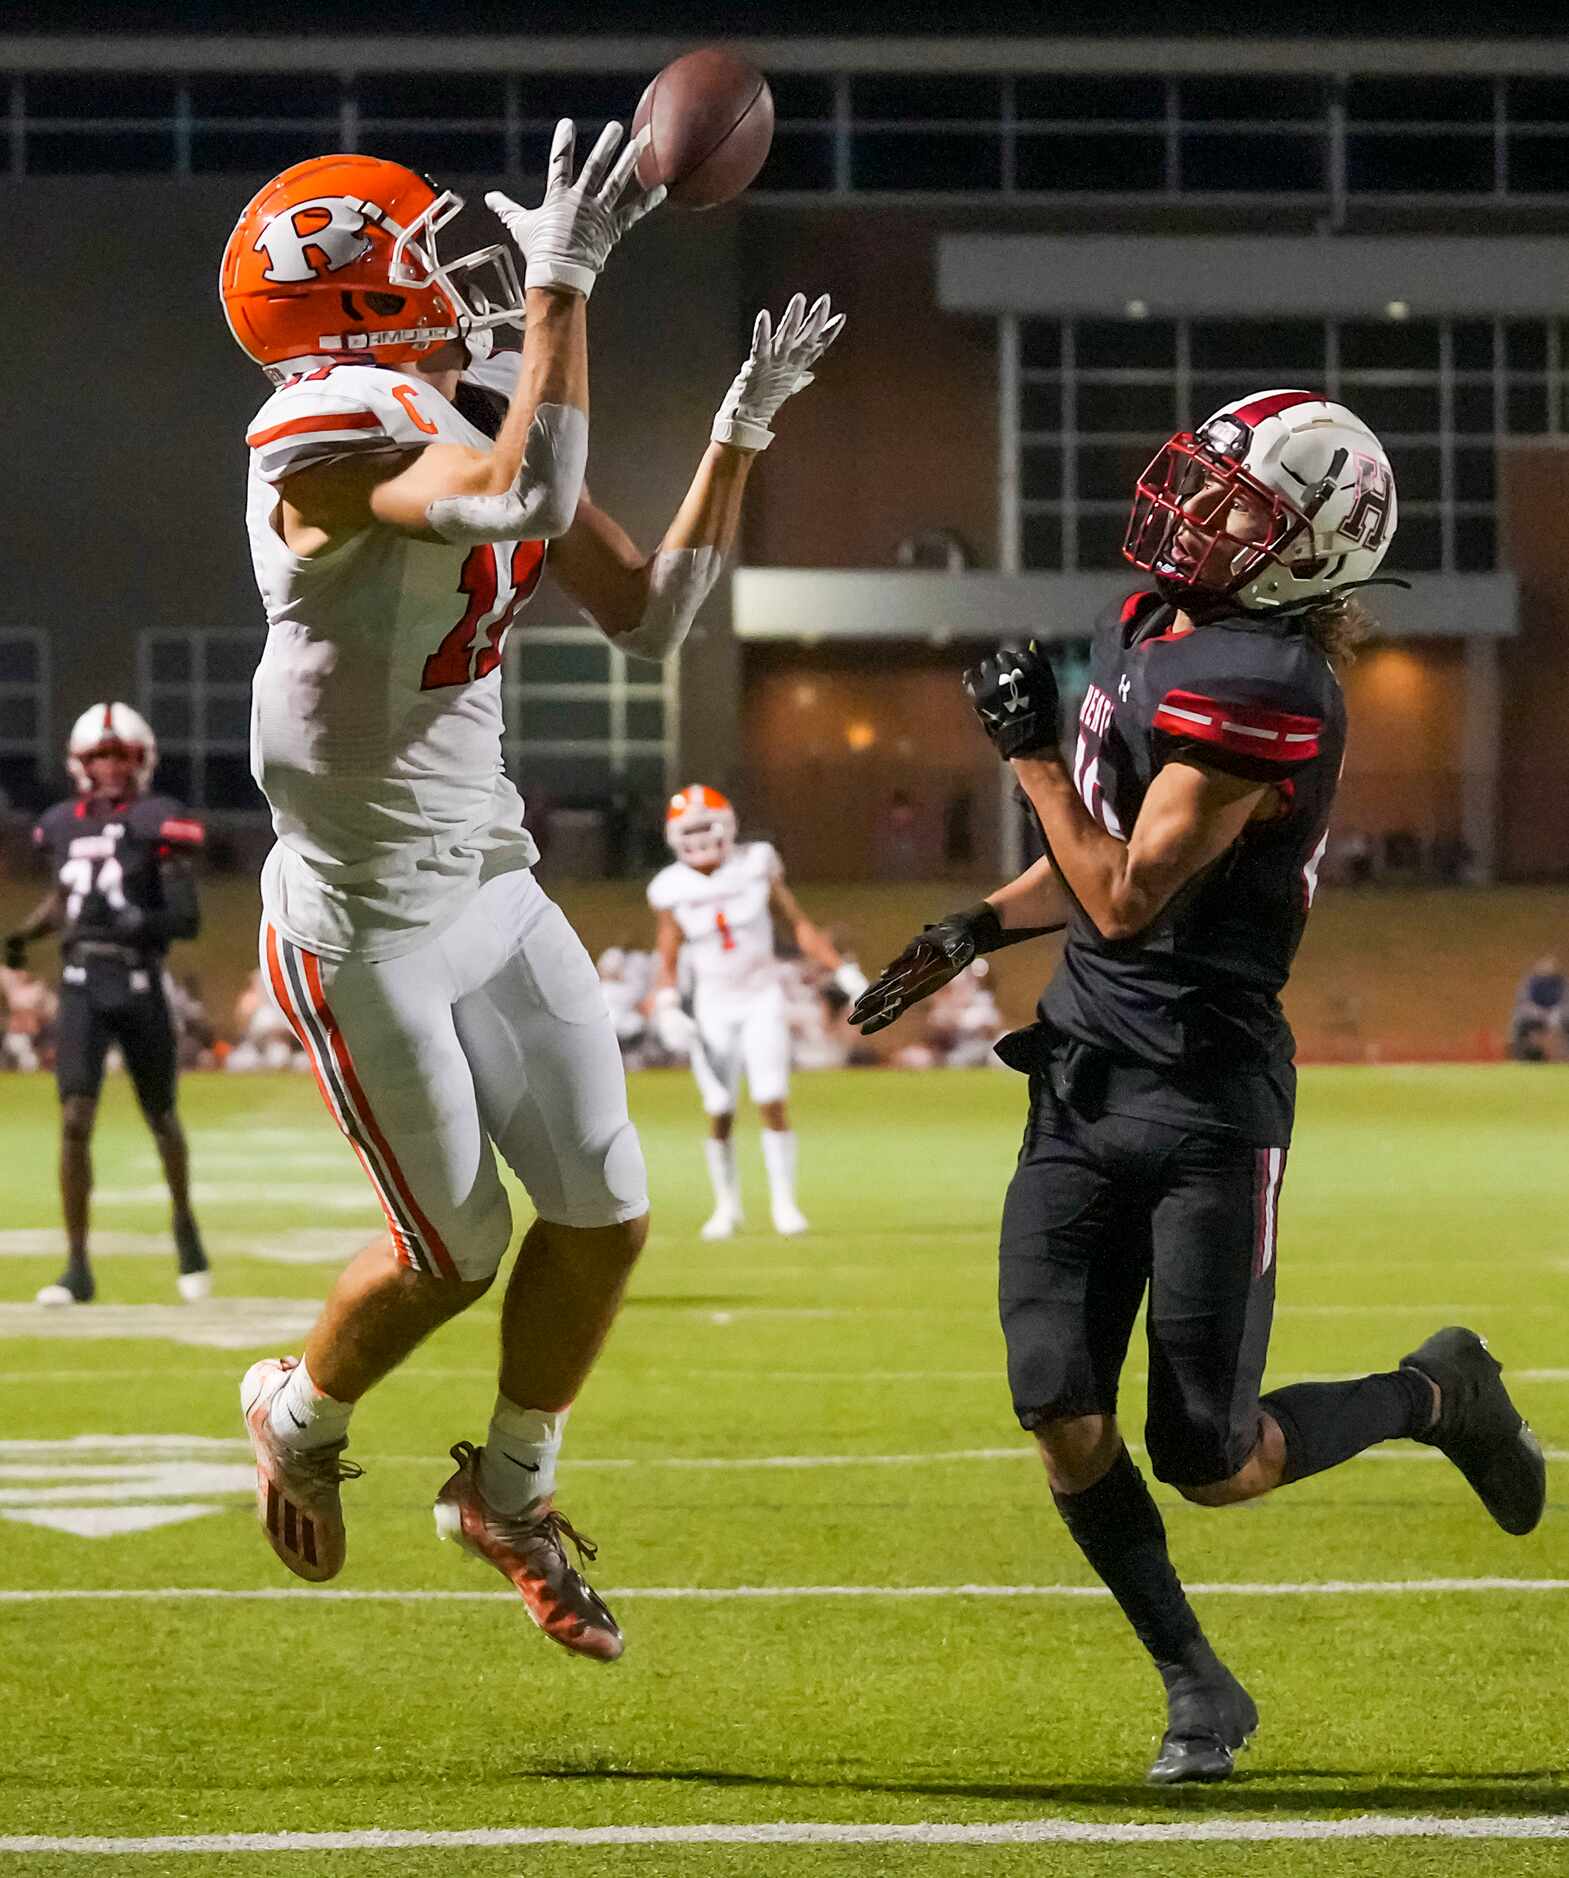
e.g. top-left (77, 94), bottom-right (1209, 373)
top-left (666, 785), bottom-right (737, 868)
top-left (220, 154), bottom-right (524, 384)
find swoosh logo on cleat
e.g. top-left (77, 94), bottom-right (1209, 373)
top-left (501, 1455), bottom-right (540, 1472)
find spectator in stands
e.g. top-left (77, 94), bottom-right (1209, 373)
top-left (922, 961), bottom-right (1005, 1068)
top-left (597, 946), bottom-right (654, 1067)
top-left (1332, 827), bottom-right (1375, 886)
top-left (0, 966), bottom-right (57, 1073)
top-left (1508, 955), bottom-right (1567, 1062)
top-left (226, 968), bottom-right (306, 1072)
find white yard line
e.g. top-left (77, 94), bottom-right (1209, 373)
top-left (0, 1436), bottom-right (1563, 1469)
top-left (1, 1577), bottom-right (1563, 1606)
top-left (2, 1815), bottom-right (1566, 1854)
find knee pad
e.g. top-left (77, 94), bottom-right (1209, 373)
top-left (601, 1120), bottom-right (649, 1219)
top-left (441, 1186), bottom-right (514, 1284)
top-left (60, 1107), bottom-right (96, 1146)
top-left (1144, 1412), bottom-right (1238, 1491)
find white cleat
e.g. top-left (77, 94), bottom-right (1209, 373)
top-left (35, 1283), bottom-right (81, 1308)
top-left (771, 1202), bottom-right (810, 1237)
top-left (240, 1356), bottom-right (361, 1583)
top-left (177, 1270), bottom-right (213, 1304)
top-left (700, 1207), bottom-right (742, 1241)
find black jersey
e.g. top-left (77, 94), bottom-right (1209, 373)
top-left (34, 794), bottom-right (205, 968)
top-left (1034, 589), bottom-right (1345, 1138)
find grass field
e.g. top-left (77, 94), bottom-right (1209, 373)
top-left (0, 1065), bottom-right (1565, 1876)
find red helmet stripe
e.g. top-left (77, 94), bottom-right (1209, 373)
top-left (1230, 390), bottom-right (1317, 427)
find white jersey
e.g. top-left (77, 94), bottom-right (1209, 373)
top-left (245, 360), bottom-right (542, 961)
top-left (647, 842), bottom-right (783, 1001)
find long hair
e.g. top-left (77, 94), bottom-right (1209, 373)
top-left (1300, 594), bottom-right (1376, 667)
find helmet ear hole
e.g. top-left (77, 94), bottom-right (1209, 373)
top-left (366, 291), bottom-right (406, 315)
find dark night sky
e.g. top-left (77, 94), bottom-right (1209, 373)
top-left (11, 0), bottom-right (1558, 40)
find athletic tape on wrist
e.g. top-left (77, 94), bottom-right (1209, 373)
top-left (425, 403), bottom-right (588, 545)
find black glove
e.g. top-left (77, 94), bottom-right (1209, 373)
top-left (962, 641), bottom-right (1061, 760)
top-left (849, 903), bottom-right (1004, 1037)
top-left (3, 933), bottom-right (25, 971)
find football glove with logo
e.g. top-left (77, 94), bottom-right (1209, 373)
top-left (962, 642), bottom-right (1061, 761)
top-left (849, 904), bottom-right (1003, 1037)
top-left (486, 119), bottom-right (665, 299)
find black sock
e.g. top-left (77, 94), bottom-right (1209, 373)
top-left (1052, 1446), bottom-right (1207, 1672)
top-left (1261, 1369), bottom-right (1432, 1483)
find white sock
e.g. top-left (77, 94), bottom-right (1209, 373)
top-left (761, 1128), bottom-right (798, 1211)
top-left (478, 1396), bottom-right (568, 1514)
top-left (704, 1136), bottom-right (740, 1214)
top-left (268, 1359), bottom-right (353, 1453)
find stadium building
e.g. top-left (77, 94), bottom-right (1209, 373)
top-left (4, 32), bottom-right (1568, 885)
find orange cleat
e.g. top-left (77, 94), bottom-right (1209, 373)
top-left (240, 1357), bottom-right (362, 1583)
top-left (433, 1441), bottom-right (624, 1661)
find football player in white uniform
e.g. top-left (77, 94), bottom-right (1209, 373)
top-left (220, 127), bottom-right (844, 1659)
top-left (648, 786), bottom-right (867, 1239)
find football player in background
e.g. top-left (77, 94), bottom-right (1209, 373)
top-left (852, 392), bottom-right (1545, 1782)
top-left (648, 786), bottom-right (867, 1239)
top-left (221, 126), bottom-right (842, 1660)
top-left (5, 704), bottom-right (209, 1306)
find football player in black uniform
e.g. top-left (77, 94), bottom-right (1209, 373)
top-left (852, 391), bottom-right (1546, 1783)
top-left (6, 704), bottom-right (211, 1306)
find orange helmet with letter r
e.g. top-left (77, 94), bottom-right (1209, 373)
top-left (220, 154), bottom-right (524, 385)
top-left (665, 785), bottom-right (736, 869)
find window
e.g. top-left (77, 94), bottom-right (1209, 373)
top-left (501, 626), bottom-right (678, 813)
top-left (1010, 315), bottom-right (1552, 574)
top-left (138, 630), bottom-right (262, 811)
top-left (0, 629), bottom-right (49, 811)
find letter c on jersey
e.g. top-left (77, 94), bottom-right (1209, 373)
top-left (391, 384), bottom-right (439, 436)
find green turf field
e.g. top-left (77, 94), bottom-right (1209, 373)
top-left (0, 1066), bottom-right (1564, 1876)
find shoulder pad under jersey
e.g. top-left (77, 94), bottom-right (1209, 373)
top-left (246, 364), bottom-right (445, 484)
top-left (1147, 626), bottom-right (1336, 785)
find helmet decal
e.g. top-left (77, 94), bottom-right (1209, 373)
top-left (220, 155), bottom-right (524, 382)
top-left (254, 196), bottom-right (378, 283)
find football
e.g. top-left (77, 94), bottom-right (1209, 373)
top-left (632, 47), bottom-right (775, 209)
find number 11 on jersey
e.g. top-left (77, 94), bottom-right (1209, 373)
top-left (421, 539), bottom-right (546, 690)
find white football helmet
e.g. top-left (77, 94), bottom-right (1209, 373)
top-left (665, 784), bottom-right (736, 869)
top-left (1125, 389), bottom-right (1397, 614)
top-left (67, 702), bottom-right (158, 795)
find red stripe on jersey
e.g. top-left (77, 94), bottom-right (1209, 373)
top-left (1120, 590), bottom-right (1150, 625)
top-left (247, 409), bottom-right (383, 449)
top-left (1153, 688), bottom-right (1322, 763)
top-left (158, 817), bottom-right (205, 846)
top-left (1229, 390), bottom-right (1316, 427)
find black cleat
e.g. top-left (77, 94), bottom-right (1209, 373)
top-left (1402, 1327), bottom-right (1547, 1536)
top-left (1147, 1662), bottom-right (1258, 1786)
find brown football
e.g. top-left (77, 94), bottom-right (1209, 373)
top-left (632, 47), bottom-right (774, 209)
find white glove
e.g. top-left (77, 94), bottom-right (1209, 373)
top-left (712, 292), bottom-right (846, 452)
top-left (486, 118), bottom-right (665, 300)
top-left (653, 987), bottom-right (697, 1055)
top-left (833, 961), bottom-right (869, 1003)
